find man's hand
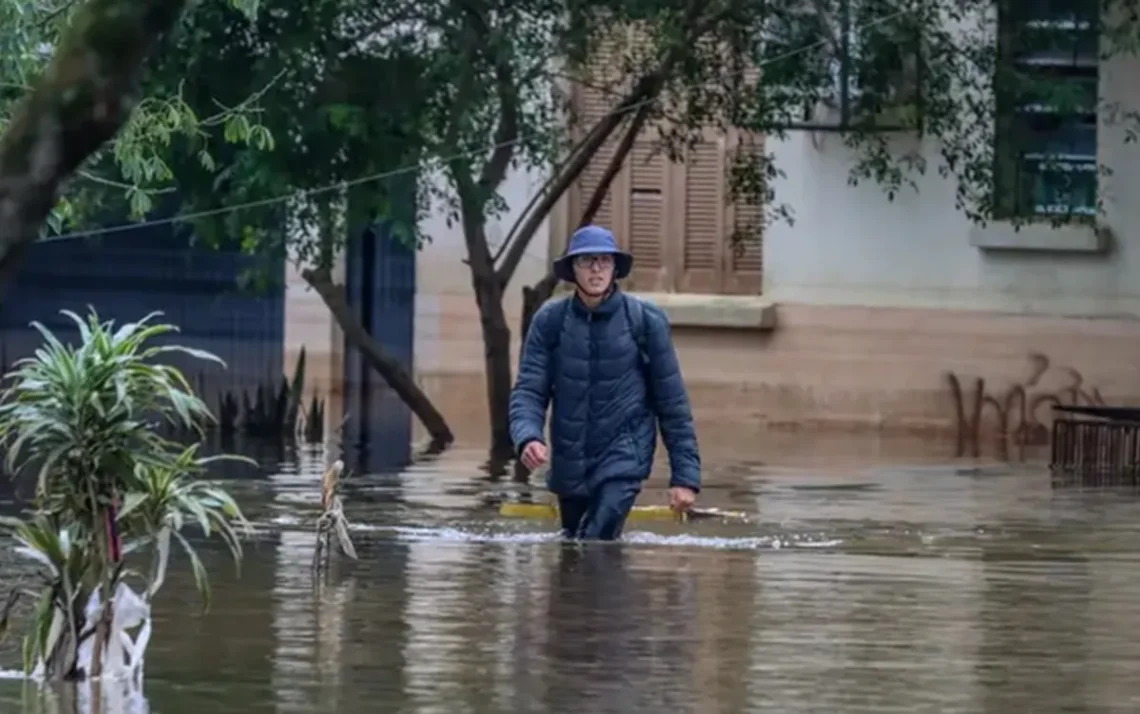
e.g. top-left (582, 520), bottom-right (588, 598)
top-left (520, 441), bottom-right (549, 471)
top-left (668, 486), bottom-right (697, 513)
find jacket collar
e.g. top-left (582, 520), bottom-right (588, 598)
top-left (570, 285), bottom-right (623, 318)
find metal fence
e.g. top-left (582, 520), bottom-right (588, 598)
top-left (342, 221), bottom-right (416, 472)
top-left (0, 212), bottom-right (420, 470)
top-left (1050, 406), bottom-right (1140, 487)
top-left (0, 224), bottom-right (285, 405)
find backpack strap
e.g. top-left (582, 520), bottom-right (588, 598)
top-left (543, 296), bottom-right (573, 392)
top-left (622, 293), bottom-right (651, 369)
top-left (623, 294), bottom-right (655, 408)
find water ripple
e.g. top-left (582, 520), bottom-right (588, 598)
top-left (6, 445), bottom-right (1140, 713)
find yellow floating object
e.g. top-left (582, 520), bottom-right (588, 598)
top-left (498, 502), bottom-right (560, 519)
top-left (498, 502), bottom-right (747, 523)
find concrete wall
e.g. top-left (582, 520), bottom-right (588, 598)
top-left (288, 29), bottom-right (1140, 457)
top-left (709, 28), bottom-right (1140, 447)
top-left (670, 305), bottom-right (1140, 454)
top-left (414, 165), bottom-right (556, 445)
top-left (763, 51), bottom-right (1140, 318)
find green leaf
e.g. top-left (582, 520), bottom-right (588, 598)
top-left (250, 125), bottom-right (275, 150)
top-left (223, 114), bottom-right (251, 143)
top-left (0, 307), bottom-right (247, 631)
top-left (172, 529), bottom-right (211, 613)
top-left (149, 345), bottom-right (226, 368)
top-left (148, 528), bottom-right (171, 598)
top-left (127, 187), bottom-right (153, 219)
top-left (116, 492), bottom-right (149, 522)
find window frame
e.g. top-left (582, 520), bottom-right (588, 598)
top-left (992, 0), bottom-right (1100, 221)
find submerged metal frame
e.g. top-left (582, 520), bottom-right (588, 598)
top-left (1050, 408), bottom-right (1140, 484)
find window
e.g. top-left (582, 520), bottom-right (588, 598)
top-left (570, 130), bottom-right (764, 296)
top-left (570, 27), bottom-right (762, 296)
top-left (995, 0), bottom-right (1099, 219)
top-left (756, 0), bottom-right (922, 131)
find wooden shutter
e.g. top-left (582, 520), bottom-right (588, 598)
top-left (574, 31), bottom-right (624, 232)
top-left (622, 139), bottom-right (670, 291)
top-left (621, 23), bottom-right (672, 291)
top-left (675, 134), bottom-right (726, 293)
top-left (722, 131), bottom-right (763, 294)
top-left (568, 26), bottom-right (765, 296)
top-left (670, 131), bottom-right (764, 295)
top-left (571, 25), bottom-right (673, 291)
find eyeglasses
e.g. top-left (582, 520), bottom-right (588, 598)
top-left (572, 254), bottom-right (614, 269)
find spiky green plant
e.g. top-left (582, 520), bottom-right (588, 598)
top-left (0, 309), bottom-right (251, 681)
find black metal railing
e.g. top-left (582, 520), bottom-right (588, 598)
top-left (1050, 406), bottom-right (1140, 485)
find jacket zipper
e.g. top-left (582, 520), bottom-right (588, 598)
top-left (586, 311), bottom-right (594, 459)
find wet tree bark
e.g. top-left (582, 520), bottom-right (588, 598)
top-left (302, 266), bottom-right (455, 453)
top-left (469, 238), bottom-right (516, 469)
top-left (445, 34), bottom-right (520, 470)
top-left (0, 0), bottom-right (190, 290)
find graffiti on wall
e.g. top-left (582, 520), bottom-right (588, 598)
top-left (947, 352), bottom-right (1106, 460)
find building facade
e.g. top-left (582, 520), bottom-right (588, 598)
top-left (292, 2), bottom-right (1140, 460)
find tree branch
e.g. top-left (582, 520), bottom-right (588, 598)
top-left (77, 169), bottom-right (175, 194)
top-left (200, 67), bottom-right (288, 127)
top-left (490, 118), bottom-right (615, 267)
top-left (492, 69), bottom-right (667, 286)
top-left (493, 0), bottom-right (724, 287)
top-left (809, 0), bottom-right (842, 50)
top-left (301, 265), bottom-right (454, 451)
top-left (441, 3), bottom-right (519, 276)
top-left (440, 11), bottom-right (481, 207)
top-left (580, 100), bottom-right (653, 224)
top-left (0, 0), bottom-right (190, 291)
top-left (518, 98), bottom-right (656, 327)
top-left (477, 62), bottom-right (518, 194)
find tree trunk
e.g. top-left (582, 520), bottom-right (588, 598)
top-left (0, 0), bottom-right (190, 290)
top-left (442, 33), bottom-right (519, 468)
top-left (519, 274), bottom-right (560, 363)
top-left (471, 261), bottom-right (516, 469)
top-left (301, 266), bottom-right (454, 453)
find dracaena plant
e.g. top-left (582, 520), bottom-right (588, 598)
top-left (0, 309), bottom-right (251, 681)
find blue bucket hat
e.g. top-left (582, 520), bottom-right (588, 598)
top-left (552, 224), bottom-right (633, 283)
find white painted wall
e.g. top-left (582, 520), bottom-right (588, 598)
top-left (764, 50), bottom-right (1140, 318)
top-left (414, 165), bottom-right (553, 376)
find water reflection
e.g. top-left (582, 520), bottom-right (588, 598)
top-left (4, 436), bottom-right (1140, 712)
top-left (542, 545), bottom-right (695, 713)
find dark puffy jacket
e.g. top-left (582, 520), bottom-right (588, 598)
top-left (508, 289), bottom-right (701, 498)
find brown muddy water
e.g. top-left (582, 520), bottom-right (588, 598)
top-left (3, 436), bottom-right (1140, 713)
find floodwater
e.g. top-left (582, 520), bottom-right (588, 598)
top-left (4, 435), bottom-right (1140, 713)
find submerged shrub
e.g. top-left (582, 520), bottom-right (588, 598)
top-left (0, 309), bottom-right (250, 681)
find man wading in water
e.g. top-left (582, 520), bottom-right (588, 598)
top-left (508, 224), bottom-right (702, 540)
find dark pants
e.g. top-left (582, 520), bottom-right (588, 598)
top-left (558, 478), bottom-right (642, 541)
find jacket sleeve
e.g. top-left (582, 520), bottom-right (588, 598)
top-left (508, 300), bottom-right (557, 454)
top-left (643, 304), bottom-right (701, 492)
